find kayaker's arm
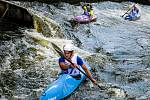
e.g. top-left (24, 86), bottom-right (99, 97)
top-left (81, 64), bottom-right (92, 78)
top-left (59, 62), bottom-right (70, 70)
top-left (81, 64), bottom-right (97, 84)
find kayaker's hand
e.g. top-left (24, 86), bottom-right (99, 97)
top-left (91, 78), bottom-right (97, 85)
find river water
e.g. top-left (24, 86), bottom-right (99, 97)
top-left (0, 1), bottom-right (150, 100)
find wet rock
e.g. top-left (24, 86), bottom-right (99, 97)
top-left (0, 0), bottom-right (33, 27)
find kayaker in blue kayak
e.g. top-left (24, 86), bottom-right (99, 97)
top-left (124, 4), bottom-right (140, 21)
top-left (59, 44), bottom-right (97, 84)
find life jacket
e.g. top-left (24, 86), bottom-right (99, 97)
top-left (89, 9), bottom-right (94, 16)
top-left (86, 4), bottom-right (94, 17)
top-left (82, 5), bottom-right (87, 11)
top-left (82, 5), bottom-right (89, 16)
top-left (62, 54), bottom-right (80, 76)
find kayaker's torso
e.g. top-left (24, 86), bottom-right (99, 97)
top-left (59, 54), bottom-right (84, 76)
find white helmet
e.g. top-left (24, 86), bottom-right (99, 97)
top-left (63, 44), bottom-right (74, 51)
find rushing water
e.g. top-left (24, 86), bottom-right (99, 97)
top-left (0, 1), bottom-right (150, 100)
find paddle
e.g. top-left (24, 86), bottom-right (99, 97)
top-left (121, 4), bottom-right (136, 17)
top-left (51, 42), bottom-right (103, 89)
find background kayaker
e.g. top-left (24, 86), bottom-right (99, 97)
top-left (59, 44), bottom-right (97, 84)
top-left (81, 2), bottom-right (94, 18)
top-left (129, 5), bottom-right (139, 16)
top-left (125, 4), bottom-right (140, 20)
top-left (89, 4), bottom-right (94, 17)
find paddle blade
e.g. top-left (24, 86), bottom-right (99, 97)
top-left (51, 42), bottom-right (62, 51)
top-left (51, 42), bottom-right (65, 58)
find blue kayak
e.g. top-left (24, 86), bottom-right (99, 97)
top-left (124, 14), bottom-right (140, 21)
top-left (40, 62), bottom-right (91, 100)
